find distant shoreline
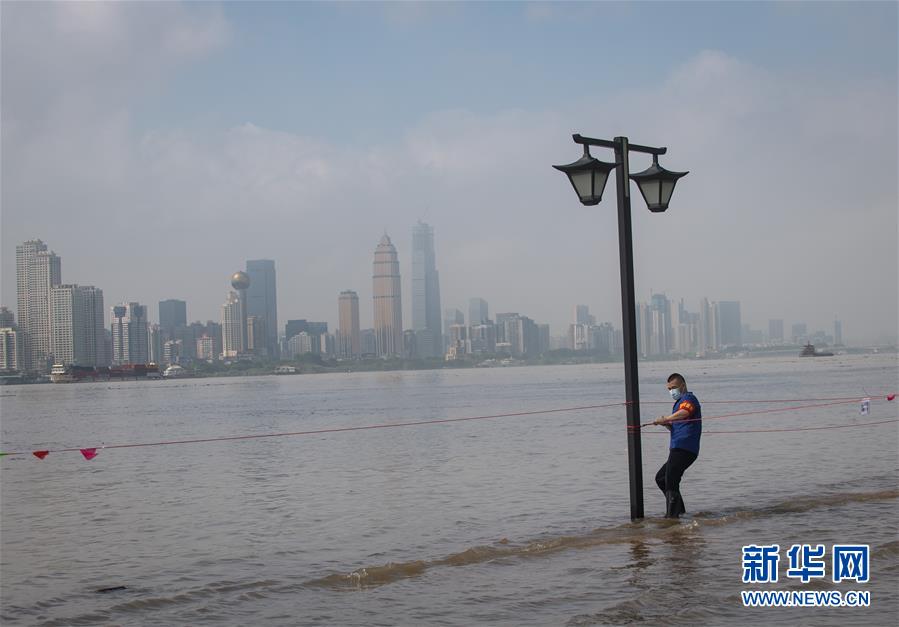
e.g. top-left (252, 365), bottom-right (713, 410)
top-left (4, 346), bottom-right (894, 386)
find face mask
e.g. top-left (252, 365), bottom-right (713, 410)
top-left (669, 387), bottom-right (682, 401)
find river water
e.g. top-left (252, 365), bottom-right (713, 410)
top-left (1, 353), bottom-right (897, 625)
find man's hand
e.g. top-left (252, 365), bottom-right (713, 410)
top-left (654, 415), bottom-right (668, 426)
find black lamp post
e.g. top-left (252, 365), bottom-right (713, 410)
top-left (553, 134), bottom-right (688, 521)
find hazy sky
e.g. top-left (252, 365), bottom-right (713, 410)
top-left (2, 1), bottom-right (897, 343)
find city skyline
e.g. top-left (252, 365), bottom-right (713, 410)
top-left (2, 3), bottom-right (896, 343)
top-left (2, 234), bottom-right (856, 372)
top-left (3, 234), bottom-right (860, 352)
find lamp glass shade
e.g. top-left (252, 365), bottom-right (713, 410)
top-left (629, 160), bottom-right (688, 212)
top-left (553, 154), bottom-right (616, 206)
top-left (570, 170), bottom-right (595, 201)
top-left (660, 180), bottom-right (675, 206)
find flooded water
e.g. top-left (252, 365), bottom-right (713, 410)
top-left (1, 353), bottom-right (897, 625)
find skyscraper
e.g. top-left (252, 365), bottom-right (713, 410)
top-left (574, 304), bottom-right (595, 326)
top-left (196, 335), bottom-right (216, 361)
top-left (0, 327), bottom-right (23, 371)
top-left (230, 272), bottom-right (251, 355)
top-left (650, 293), bottom-right (672, 355)
top-left (768, 319), bottom-right (784, 344)
top-left (247, 315), bottom-right (267, 356)
top-left (16, 240), bottom-right (62, 371)
top-left (148, 324), bottom-right (163, 364)
top-left (411, 221), bottom-right (442, 358)
top-left (111, 302), bottom-right (149, 365)
top-left (469, 322), bottom-right (496, 354)
top-left (716, 301), bottom-right (742, 347)
top-left (0, 307), bottom-right (14, 328)
top-left (373, 234), bottom-right (403, 357)
top-left (834, 319), bottom-right (842, 346)
top-left (443, 308), bottom-right (464, 347)
top-left (158, 299), bottom-right (187, 339)
top-left (360, 328), bottom-right (377, 356)
top-left (636, 301), bottom-right (652, 356)
top-left (495, 312), bottom-right (518, 345)
top-left (50, 285), bottom-right (105, 366)
top-left (469, 298), bottom-right (489, 326)
top-left (285, 320), bottom-right (309, 341)
top-left (246, 259), bottom-right (278, 357)
top-left (221, 292), bottom-right (243, 357)
top-left (338, 290), bottom-right (361, 358)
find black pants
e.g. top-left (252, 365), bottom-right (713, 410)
top-left (655, 447), bottom-right (697, 497)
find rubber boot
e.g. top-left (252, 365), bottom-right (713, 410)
top-left (674, 492), bottom-right (686, 517)
top-left (665, 490), bottom-right (679, 518)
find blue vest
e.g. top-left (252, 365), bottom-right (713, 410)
top-left (670, 391), bottom-right (701, 454)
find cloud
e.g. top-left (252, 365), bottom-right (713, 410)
top-left (1, 5), bottom-right (895, 342)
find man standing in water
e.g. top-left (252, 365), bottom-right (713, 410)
top-left (653, 373), bottom-right (702, 518)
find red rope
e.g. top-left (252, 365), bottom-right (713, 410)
top-left (0, 402), bottom-right (624, 457)
top-left (2, 395), bottom-right (895, 459)
top-left (634, 395), bottom-right (888, 405)
top-left (696, 418), bottom-right (899, 434)
top-left (634, 398), bottom-right (868, 429)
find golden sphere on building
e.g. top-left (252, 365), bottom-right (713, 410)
top-left (230, 271), bottom-right (250, 290)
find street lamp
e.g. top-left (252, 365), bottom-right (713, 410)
top-left (553, 134), bottom-right (688, 521)
top-left (552, 145), bottom-right (617, 206)
top-left (629, 154), bottom-right (688, 213)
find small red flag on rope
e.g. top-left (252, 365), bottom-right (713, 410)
top-left (887, 394), bottom-right (896, 401)
top-left (33, 450), bottom-right (49, 460)
top-left (80, 448), bottom-right (98, 460)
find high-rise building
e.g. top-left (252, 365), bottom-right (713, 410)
top-left (495, 312), bottom-right (519, 346)
top-left (247, 315), bottom-right (267, 356)
top-left (469, 322), bottom-right (496, 354)
top-left (110, 302), bottom-right (148, 365)
top-left (16, 240), bottom-right (62, 371)
top-left (320, 332), bottom-right (336, 357)
top-left (791, 322), bottom-right (808, 344)
top-left (230, 272), bottom-right (250, 354)
top-left (285, 332), bottom-right (306, 358)
top-left (172, 325), bottom-right (196, 361)
top-left (650, 293), bottom-right (672, 355)
top-left (834, 319), bottom-right (843, 346)
top-left (445, 324), bottom-right (468, 359)
top-left (221, 292), bottom-right (243, 357)
top-left (373, 234), bottom-right (403, 357)
top-left (411, 222), bottom-right (442, 358)
top-left (338, 290), bottom-right (361, 358)
top-left (298, 324), bottom-right (328, 355)
top-left (574, 305), bottom-right (595, 326)
top-left (148, 324), bottom-right (163, 364)
top-left (158, 299), bottom-right (187, 339)
top-left (102, 329), bottom-right (113, 366)
top-left (360, 328), bottom-right (377, 356)
top-left (443, 308), bottom-right (464, 348)
top-left (163, 340), bottom-right (182, 365)
top-left (537, 324), bottom-right (550, 355)
top-left (285, 319), bottom-right (309, 341)
top-left (0, 328), bottom-right (24, 371)
top-left (469, 298), bottom-right (489, 326)
top-left (0, 307), bottom-right (14, 328)
top-left (636, 301), bottom-right (652, 356)
top-left (191, 321), bottom-right (222, 359)
top-left (196, 335), bottom-right (216, 361)
top-left (50, 285), bottom-right (105, 366)
top-left (716, 301), bottom-right (742, 347)
top-left (246, 260), bottom-right (278, 358)
top-left (768, 319), bottom-right (784, 344)
top-left (511, 316), bottom-right (539, 357)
